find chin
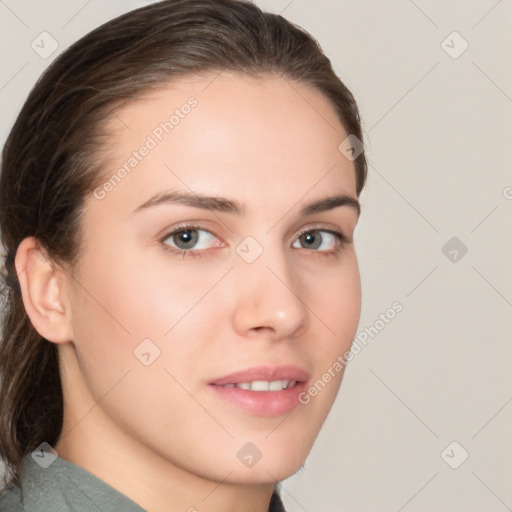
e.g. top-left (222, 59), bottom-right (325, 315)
top-left (222, 450), bottom-right (310, 485)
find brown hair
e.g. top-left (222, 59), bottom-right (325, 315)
top-left (0, 0), bottom-right (367, 487)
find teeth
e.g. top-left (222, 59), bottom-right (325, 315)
top-left (222, 379), bottom-right (296, 391)
top-left (269, 380), bottom-right (284, 391)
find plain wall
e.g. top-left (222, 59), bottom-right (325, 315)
top-left (0, 1), bottom-right (511, 510)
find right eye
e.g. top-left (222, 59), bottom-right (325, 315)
top-left (161, 225), bottom-right (220, 256)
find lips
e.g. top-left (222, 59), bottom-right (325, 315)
top-left (207, 364), bottom-right (310, 416)
top-left (208, 364), bottom-right (310, 387)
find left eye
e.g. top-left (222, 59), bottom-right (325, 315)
top-left (292, 230), bottom-right (338, 251)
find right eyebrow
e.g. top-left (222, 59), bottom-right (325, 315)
top-left (132, 190), bottom-right (245, 216)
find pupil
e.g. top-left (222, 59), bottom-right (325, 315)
top-left (175, 229), bottom-right (198, 249)
top-left (302, 231), bottom-right (321, 249)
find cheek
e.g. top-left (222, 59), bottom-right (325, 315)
top-left (72, 246), bottom-right (211, 338)
top-left (67, 254), bottom-right (212, 443)
top-left (312, 252), bottom-right (361, 350)
top-left (68, 250), bottom-right (223, 391)
top-left (302, 253), bottom-right (361, 402)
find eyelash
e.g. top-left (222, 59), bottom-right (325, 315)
top-left (159, 223), bottom-right (350, 259)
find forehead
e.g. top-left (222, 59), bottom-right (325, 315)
top-left (93, 72), bottom-right (356, 215)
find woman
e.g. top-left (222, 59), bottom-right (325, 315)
top-left (0, 0), bottom-right (367, 510)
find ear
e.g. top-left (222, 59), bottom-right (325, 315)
top-left (15, 237), bottom-right (74, 344)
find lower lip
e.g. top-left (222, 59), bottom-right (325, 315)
top-left (207, 382), bottom-right (307, 417)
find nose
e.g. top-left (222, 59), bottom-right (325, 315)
top-left (230, 247), bottom-right (308, 341)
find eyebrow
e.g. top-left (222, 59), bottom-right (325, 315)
top-left (132, 190), bottom-right (360, 217)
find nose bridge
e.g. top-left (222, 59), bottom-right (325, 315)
top-left (231, 233), bottom-right (308, 338)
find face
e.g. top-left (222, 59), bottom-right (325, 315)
top-left (62, 72), bottom-right (361, 484)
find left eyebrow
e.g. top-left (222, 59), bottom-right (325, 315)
top-left (132, 190), bottom-right (360, 218)
top-left (300, 194), bottom-right (360, 217)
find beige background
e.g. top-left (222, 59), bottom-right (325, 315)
top-left (1, 1), bottom-right (511, 511)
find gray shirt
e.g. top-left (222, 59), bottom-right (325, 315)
top-left (0, 454), bottom-right (285, 511)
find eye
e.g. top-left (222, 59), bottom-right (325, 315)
top-left (292, 229), bottom-right (345, 252)
top-left (162, 226), bottom-right (218, 252)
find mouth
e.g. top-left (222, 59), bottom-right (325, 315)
top-left (207, 365), bottom-right (310, 417)
top-left (208, 364), bottom-right (310, 386)
top-left (215, 379), bottom-right (298, 391)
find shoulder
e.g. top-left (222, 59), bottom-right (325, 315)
top-left (0, 453), bottom-right (145, 512)
top-left (0, 483), bottom-right (24, 511)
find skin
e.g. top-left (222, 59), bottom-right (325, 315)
top-left (16, 72), bottom-right (361, 512)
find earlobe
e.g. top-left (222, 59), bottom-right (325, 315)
top-left (15, 237), bottom-right (74, 344)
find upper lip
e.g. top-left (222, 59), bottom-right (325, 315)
top-left (208, 365), bottom-right (310, 386)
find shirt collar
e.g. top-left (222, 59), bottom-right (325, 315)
top-left (15, 453), bottom-right (286, 511)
